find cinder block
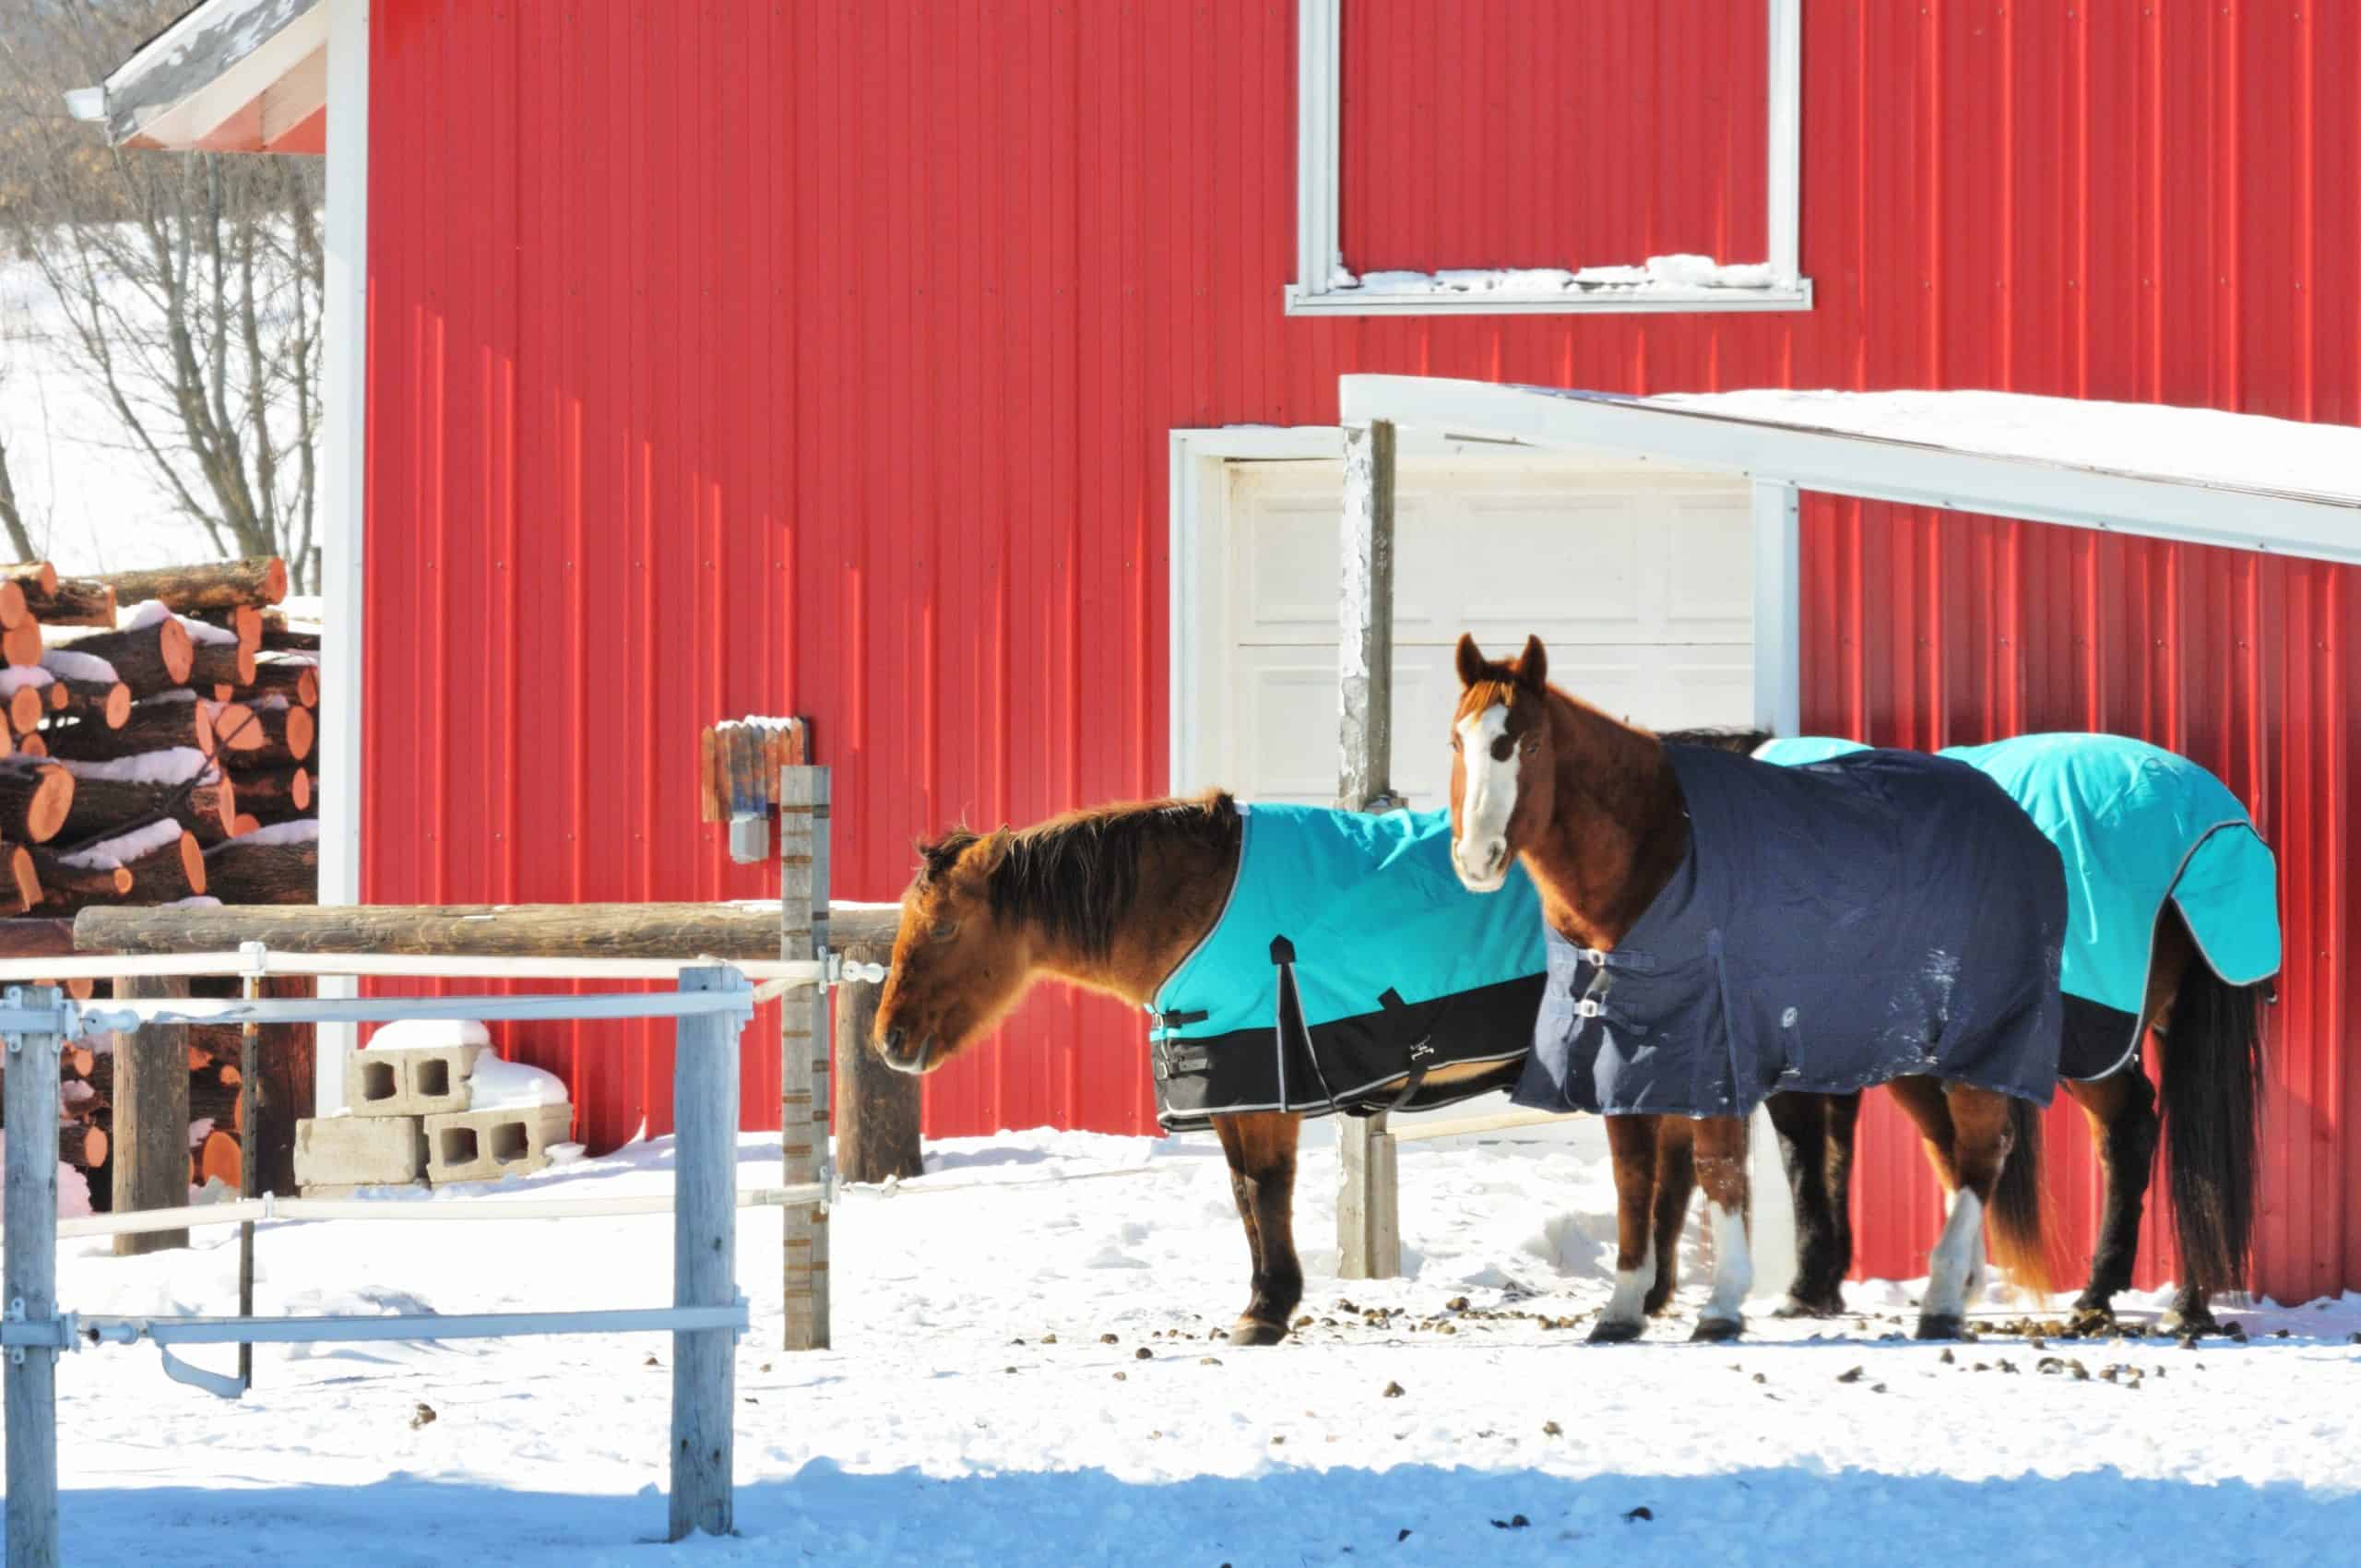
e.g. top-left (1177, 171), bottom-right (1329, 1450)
top-left (299, 1181), bottom-right (428, 1200)
top-left (345, 1043), bottom-right (487, 1118)
top-left (293, 1114), bottom-right (427, 1188)
top-left (423, 1102), bottom-right (573, 1185)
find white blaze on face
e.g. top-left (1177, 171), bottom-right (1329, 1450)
top-left (1453, 705), bottom-right (1517, 891)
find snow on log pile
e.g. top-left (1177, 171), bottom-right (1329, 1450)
top-left (0, 557), bottom-right (321, 1214)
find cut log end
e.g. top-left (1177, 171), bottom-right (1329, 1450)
top-left (294, 768), bottom-right (311, 811)
top-left (16, 733), bottom-right (41, 758)
top-left (298, 666), bottom-right (320, 707)
top-left (8, 845), bottom-right (39, 912)
top-left (288, 705), bottom-right (315, 762)
top-left (107, 683), bottom-right (130, 728)
top-left (25, 764), bottom-right (72, 843)
top-left (2, 622), bottom-right (40, 669)
top-left (181, 830), bottom-right (207, 897)
top-left (82, 1124), bottom-right (108, 1169)
top-left (159, 616), bottom-right (194, 684)
top-left (261, 557), bottom-right (288, 605)
top-left (231, 814), bottom-right (261, 837)
top-left (197, 1130), bottom-right (241, 1188)
top-left (0, 580), bottom-right (23, 630)
top-left (7, 683), bottom-right (41, 735)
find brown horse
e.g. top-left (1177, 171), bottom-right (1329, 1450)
top-left (1655, 727), bottom-right (2267, 1335)
top-left (875, 797), bottom-right (1316, 1345)
top-left (1448, 634), bottom-right (2055, 1341)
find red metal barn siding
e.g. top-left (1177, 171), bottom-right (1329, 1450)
top-left (361, 1), bottom-right (2361, 1291)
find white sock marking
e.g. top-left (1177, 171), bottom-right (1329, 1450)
top-left (1703, 1200), bottom-right (1752, 1325)
top-left (1601, 1239), bottom-right (1655, 1329)
top-left (1923, 1189), bottom-right (1986, 1322)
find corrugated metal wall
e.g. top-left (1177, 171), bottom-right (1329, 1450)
top-left (364, 1), bottom-right (2361, 1300)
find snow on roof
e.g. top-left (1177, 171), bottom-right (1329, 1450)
top-left (1335, 376), bottom-right (2361, 564)
top-left (1639, 389), bottom-right (2361, 510)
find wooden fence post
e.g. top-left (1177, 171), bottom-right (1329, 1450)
top-left (1335, 418), bottom-right (1403, 1281)
top-left (832, 942), bottom-right (922, 1184)
top-left (6, 986), bottom-right (64, 1568)
top-left (778, 766), bottom-right (831, 1349)
top-left (113, 974), bottom-right (191, 1255)
top-left (669, 965), bottom-right (743, 1540)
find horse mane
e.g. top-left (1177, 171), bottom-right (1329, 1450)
top-left (916, 791), bottom-right (1243, 959)
top-left (1657, 725), bottom-right (1777, 755)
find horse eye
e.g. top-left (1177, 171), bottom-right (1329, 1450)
top-left (931, 921), bottom-right (959, 942)
top-left (1520, 741), bottom-right (1538, 757)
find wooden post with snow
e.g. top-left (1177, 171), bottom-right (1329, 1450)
top-left (669, 965), bottom-right (743, 1539)
top-left (1335, 418), bottom-right (1403, 1280)
top-left (778, 766), bottom-right (831, 1349)
top-left (112, 973), bottom-right (192, 1255)
top-left (5, 987), bottom-right (65, 1568)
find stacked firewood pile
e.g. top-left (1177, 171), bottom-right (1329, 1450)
top-left (0, 556), bottom-right (323, 1213)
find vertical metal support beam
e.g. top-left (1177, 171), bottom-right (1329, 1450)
top-left (669, 965), bottom-right (743, 1541)
top-left (238, 971), bottom-right (261, 1390)
top-left (1336, 418), bottom-right (1403, 1280)
top-left (1751, 480), bottom-right (1803, 737)
top-left (778, 766), bottom-right (831, 1349)
top-left (6, 987), bottom-right (63, 1568)
top-left (113, 974), bottom-right (191, 1255)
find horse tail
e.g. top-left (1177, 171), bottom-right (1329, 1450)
top-left (1987, 1092), bottom-right (2055, 1300)
top-left (2160, 964), bottom-right (2266, 1298)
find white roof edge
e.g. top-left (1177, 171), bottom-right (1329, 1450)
top-left (1338, 375), bottom-right (2361, 567)
top-left (94, 0), bottom-right (323, 147)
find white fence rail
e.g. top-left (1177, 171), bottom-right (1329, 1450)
top-left (2, 965), bottom-right (766, 1565)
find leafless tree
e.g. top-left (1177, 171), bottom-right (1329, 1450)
top-left (0, 1), bottom-right (323, 588)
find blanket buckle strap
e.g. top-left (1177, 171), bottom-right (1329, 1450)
top-left (1367, 987), bottom-right (1430, 1117)
top-left (1268, 935), bottom-right (1344, 1114)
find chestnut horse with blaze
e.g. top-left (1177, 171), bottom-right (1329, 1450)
top-left (1449, 634), bottom-right (2065, 1341)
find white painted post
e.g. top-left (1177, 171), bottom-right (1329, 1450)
top-left (1336, 419), bottom-right (1404, 1280)
top-left (1751, 480), bottom-right (1803, 737)
top-left (669, 966), bottom-right (743, 1541)
top-left (5, 986), bottom-right (63, 1568)
top-left (778, 766), bottom-right (832, 1349)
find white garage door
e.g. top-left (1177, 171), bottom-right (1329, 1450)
top-left (1198, 459), bottom-right (1758, 809)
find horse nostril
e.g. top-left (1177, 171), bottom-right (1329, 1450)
top-left (884, 1027), bottom-right (907, 1056)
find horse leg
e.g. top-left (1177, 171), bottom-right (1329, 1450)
top-left (1644, 1119), bottom-right (1695, 1316)
top-left (1591, 1114), bottom-right (1662, 1343)
top-left (1765, 1091), bottom-right (1852, 1317)
top-left (1690, 1113), bottom-right (1753, 1340)
top-left (1913, 1085), bottom-right (2027, 1339)
top-left (2064, 1068), bottom-right (2159, 1328)
top-left (1884, 1076), bottom-right (1977, 1331)
top-left (1212, 1111), bottom-right (1304, 1346)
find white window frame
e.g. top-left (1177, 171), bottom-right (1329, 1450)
top-left (1287, 0), bottom-right (1809, 316)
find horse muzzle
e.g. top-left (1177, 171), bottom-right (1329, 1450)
top-left (1453, 837), bottom-right (1511, 893)
top-left (879, 1027), bottom-right (935, 1075)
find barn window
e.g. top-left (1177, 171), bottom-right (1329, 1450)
top-left (1287, 0), bottom-right (1809, 316)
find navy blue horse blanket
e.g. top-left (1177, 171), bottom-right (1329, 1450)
top-left (1513, 744), bottom-right (2070, 1120)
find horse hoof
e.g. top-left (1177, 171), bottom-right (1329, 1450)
top-left (1228, 1318), bottom-right (1289, 1348)
top-left (1772, 1293), bottom-right (1845, 1320)
top-left (1587, 1318), bottom-right (1643, 1345)
top-left (2159, 1306), bottom-right (2219, 1337)
top-left (1691, 1316), bottom-right (1745, 1343)
top-left (1914, 1314), bottom-right (1966, 1341)
top-left (2067, 1303), bottom-right (2117, 1336)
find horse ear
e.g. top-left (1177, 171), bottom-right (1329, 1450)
top-left (1514, 635), bottom-right (1548, 690)
top-left (1454, 633), bottom-right (1488, 689)
top-left (976, 826), bottom-right (1014, 873)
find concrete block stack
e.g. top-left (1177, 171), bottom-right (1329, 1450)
top-left (293, 1040), bottom-right (575, 1195)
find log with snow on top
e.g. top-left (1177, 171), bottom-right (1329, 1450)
top-left (247, 653), bottom-right (320, 708)
top-left (43, 694), bottom-right (214, 762)
top-left (208, 697), bottom-right (312, 767)
top-left (0, 758), bottom-right (76, 844)
top-left (201, 817), bottom-right (316, 904)
top-left (185, 622), bottom-right (257, 690)
top-left (33, 821), bottom-right (203, 910)
top-left (45, 612), bottom-right (194, 697)
top-left (231, 765), bottom-right (308, 826)
top-left (95, 557), bottom-right (287, 615)
top-left (0, 665), bottom-right (51, 734)
top-left (40, 649), bottom-right (132, 728)
top-left (57, 749), bottom-right (234, 845)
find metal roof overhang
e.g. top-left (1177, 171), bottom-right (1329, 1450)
top-left (70, 0), bottom-right (326, 154)
top-left (1339, 376), bottom-right (2361, 567)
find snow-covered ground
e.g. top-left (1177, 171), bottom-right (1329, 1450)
top-left (29, 1115), bottom-right (2361, 1566)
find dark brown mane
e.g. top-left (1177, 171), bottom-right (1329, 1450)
top-left (1658, 726), bottom-right (1775, 755)
top-left (918, 791), bottom-right (1242, 959)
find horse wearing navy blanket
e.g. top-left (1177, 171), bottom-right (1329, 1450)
top-left (1450, 635), bottom-right (2067, 1341)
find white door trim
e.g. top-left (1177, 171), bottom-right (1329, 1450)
top-left (314, 0), bottom-right (368, 1114)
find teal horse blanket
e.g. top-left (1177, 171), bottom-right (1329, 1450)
top-left (1757, 733), bottom-right (2280, 1076)
top-left (1145, 802), bottom-right (1546, 1132)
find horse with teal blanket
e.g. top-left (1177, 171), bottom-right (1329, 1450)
top-left (1661, 727), bottom-right (2277, 1333)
